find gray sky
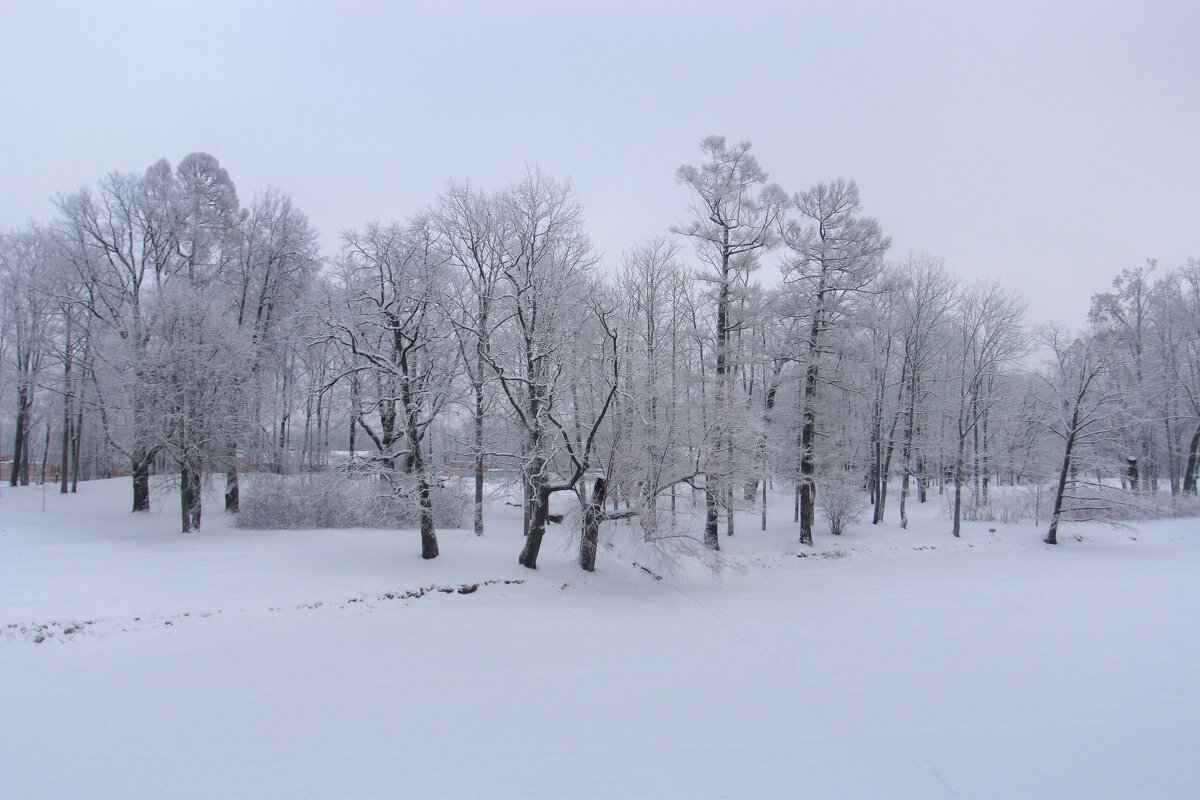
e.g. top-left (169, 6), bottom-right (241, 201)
top-left (2, 0), bottom-right (1197, 328)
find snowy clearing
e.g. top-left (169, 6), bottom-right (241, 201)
top-left (2, 478), bottom-right (1198, 799)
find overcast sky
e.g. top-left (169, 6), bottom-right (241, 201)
top-left (2, 0), bottom-right (1196, 328)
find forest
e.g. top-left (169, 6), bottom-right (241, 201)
top-left (3, 136), bottom-right (1199, 566)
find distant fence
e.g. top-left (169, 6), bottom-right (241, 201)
top-left (1, 456), bottom-right (131, 484)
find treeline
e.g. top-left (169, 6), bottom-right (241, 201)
top-left (1, 137), bottom-right (1197, 566)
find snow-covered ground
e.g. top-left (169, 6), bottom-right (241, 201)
top-left (2, 478), bottom-right (1198, 799)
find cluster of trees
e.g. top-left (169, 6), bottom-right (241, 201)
top-left (2, 138), bottom-right (1197, 568)
top-left (1, 155), bottom-right (319, 530)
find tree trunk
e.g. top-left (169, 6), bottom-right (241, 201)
top-left (71, 403), bottom-right (83, 492)
top-left (518, 483), bottom-right (551, 569)
top-left (60, 326), bottom-right (72, 494)
top-left (224, 470), bottom-right (239, 512)
top-left (1182, 423), bottom-right (1200, 495)
top-left (898, 372), bottom-right (917, 529)
top-left (641, 485), bottom-right (658, 541)
top-left (800, 470), bottom-right (816, 545)
top-left (972, 390), bottom-right (981, 499)
top-left (1126, 457), bottom-right (1140, 492)
top-left (19, 393), bottom-right (32, 486)
top-left (39, 422), bottom-right (50, 488)
top-left (408, 428), bottom-right (439, 560)
top-left (180, 467), bottom-right (191, 532)
top-left (132, 452), bottom-right (152, 512)
top-left (869, 395), bottom-right (882, 510)
top-left (1164, 415), bottom-right (1178, 496)
top-left (417, 475), bottom-right (439, 559)
top-left (189, 465), bottom-right (202, 530)
top-left (874, 404), bottom-right (902, 525)
top-left (952, 476), bottom-right (963, 538)
top-left (473, 381), bottom-right (485, 536)
top-left (524, 474), bottom-right (533, 537)
top-left (277, 362), bottom-right (294, 473)
top-left (952, 436), bottom-right (966, 538)
top-left (580, 476), bottom-right (607, 572)
top-left (180, 462), bottom-right (202, 533)
top-left (10, 386), bottom-right (28, 487)
top-left (799, 357), bottom-right (819, 546)
top-left (60, 393), bottom-right (71, 494)
top-left (718, 243), bottom-right (733, 540)
top-left (1045, 427), bottom-right (1079, 546)
top-left (704, 486), bottom-right (719, 550)
top-left (348, 374), bottom-right (358, 459)
top-left (761, 467), bottom-right (768, 532)
top-left (224, 440), bottom-right (240, 512)
top-left (981, 391), bottom-right (990, 505)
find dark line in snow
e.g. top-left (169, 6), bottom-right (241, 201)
top-left (2, 579), bottom-right (526, 646)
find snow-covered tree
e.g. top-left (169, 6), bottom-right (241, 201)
top-left (55, 156), bottom-right (226, 511)
top-left (221, 189), bottom-right (320, 510)
top-left (0, 227), bottom-right (55, 487)
top-left (1089, 263), bottom-right (1159, 491)
top-left (1035, 327), bottom-right (1125, 545)
top-left (946, 281), bottom-right (1026, 537)
top-left (893, 256), bottom-right (955, 527)
top-left (482, 169), bottom-right (618, 569)
top-left (783, 179), bottom-right (890, 545)
top-left (435, 181), bottom-right (512, 536)
top-left (675, 136), bottom-right (787, 545)
top-left (325, 217), bottom-right (460, 558)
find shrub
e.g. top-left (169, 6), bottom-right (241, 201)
top-left (957, 485), bottom-right (1041, 524)
top-left (954, 481), bottom-right (1200, 526)
top-left (235, 471), bottom-right (466, 530)
top-left (817, 473), bottom-right (868, 535)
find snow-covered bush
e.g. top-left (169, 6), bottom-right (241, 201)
top-left (1055, 484), bottom-right (1200, 524)
top-left (955, 481), bottom-right (1200, 528)
top-left (817, 473), bottom-right (868, 535)
top-left (589, 510), bottom-right (725, 579)
top-left (957, 485), bottom-right (1041, 524)
top-left (236, 471), bottom-right (466, 530)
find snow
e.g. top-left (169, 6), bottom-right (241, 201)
top-left (2, 478), bottom-right (1198, 799)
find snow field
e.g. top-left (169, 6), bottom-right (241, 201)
top-left (2, 478), bottom-right (1198, 799)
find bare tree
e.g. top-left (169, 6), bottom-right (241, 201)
top-left (1036, 327), bottom-right (1125, 544)
top-left (894, 256), bottom-right (955, 528)
top-left (947, 281), bottom-right (1026, 537)
top-left (222, 190), bottom-right (320, 510)
top-left (1, 229), bottom-right (55, 487)
top-left (613, 238), bottom-right (697, 540)
top-left (1089, 262), bottom-right (1158, 490)
top-left (147, 285), bottom-right (250, 532)
top-left (481, 169), bottom-right (618, 569)
top-left (675, 136), bottom-right (786, 545)
top-left (861, 266), bottom-right (904, 524)
top-left (1175, 261), bottom-right (1200, 493)
top-left (436, 181), bottom-right (511, 535)
top-left (326, 217), bottom-right (459, 558)
top-left (55, 158), bottom-right (208, 511)
top-left (783, 179), bottom-right (890, 545)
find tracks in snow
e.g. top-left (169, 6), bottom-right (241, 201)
top-left (2, 578), bottom-right (526, 646)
